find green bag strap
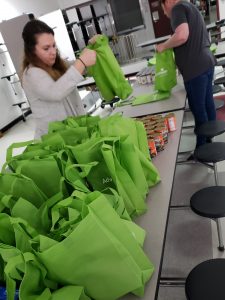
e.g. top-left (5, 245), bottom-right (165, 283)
top-left (6, 140), bottom-right (35, 163)
top-left (4, 253), bottom-right (24, 300)
top-left (0, 194), bottom-right (16, 212)
top-left (65, 162), bottom-right (98, 178)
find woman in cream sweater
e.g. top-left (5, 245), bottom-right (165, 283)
top-left (22, 19), bottom-right (96, 139)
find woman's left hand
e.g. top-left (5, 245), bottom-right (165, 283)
top-left (88, 34), bottom-right (102, 45)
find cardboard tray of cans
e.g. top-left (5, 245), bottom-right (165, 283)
top-left (136, 113), bottom-right (176, 158)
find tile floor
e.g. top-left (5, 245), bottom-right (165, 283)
top-left (180, 110), bottom-right (225, 260)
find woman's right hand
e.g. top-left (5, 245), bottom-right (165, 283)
top-left (79, 48), bottom-right (96, 67)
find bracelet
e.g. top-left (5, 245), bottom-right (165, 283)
top-left (78, 57), bottom-right (86, 68)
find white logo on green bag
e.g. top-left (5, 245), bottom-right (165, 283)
top-left (103, 177), bottom-right (112, 184)
top-left (156, 68), bottom-right (168, 77)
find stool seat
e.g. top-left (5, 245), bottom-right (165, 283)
top-left (213, 85), bottom-right (222, 94)
top-left (194, 142), bottom-right (225, 163)
top-left (215, 53), bottom-right (225, 59)
top-left (185, 258), bottom-right (225, 300)
top-left (190, 186), bottom-right (225, 218)
top-left (214, 76), bottom-right (225, 85)
top-left (195, 120), bottom-right (225, 138)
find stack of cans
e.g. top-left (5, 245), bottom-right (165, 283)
top-left (136, 66), bottom-right (155, 85)
top-left (136, 113), bottom-right (177, 158)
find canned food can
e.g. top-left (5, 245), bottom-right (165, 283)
top-left (147, 129), bottom-right (155, 137)
top-left (148, 138), bottom-right (157, 158)
top-left (156, 117), bottom-right (168, 130)
top-left (151, 114), bottom-right (162, 121)
top-left (137, 75), bottom-right (142, 84)
top-left (141, 75), bottom-right (147, 85)
top-left (155, 126), bottom-right (168, 144)
top-left (147, 74), bottom-right (152, 84)
top-left (149, 132), bottom-right (165, 152)
top-left (165, 113), bottom-right (176, 132)
top-left (145, 121), bottom-right (157, 128)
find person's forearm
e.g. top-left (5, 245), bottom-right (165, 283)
top-left (74, 59), bottom-right (86, 75)
top-left (157, 23), bottom-right (189, 52)
top-left (162, 32), bottom-right (187, 50)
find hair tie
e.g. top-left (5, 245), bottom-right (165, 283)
top-left (78, 57), bottom-right (86, 68)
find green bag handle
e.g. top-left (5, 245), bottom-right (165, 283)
top-left (6, 140), bottom-right (35, 163)
top-left (0, 194), bottom-right (16, 212)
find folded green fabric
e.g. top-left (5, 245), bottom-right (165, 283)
top-left (132, 91), bottom-right (171, 106)
top-left (87, 35), bottom-right (133, 101)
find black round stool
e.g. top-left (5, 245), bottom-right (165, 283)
top-left (185, 258), bottom-right (225, 299)
top-left (214, 77), bottom-right (225, 87)
top-left (195, 120), bottom-right (225, 138)
top-left (194, 143), bottom-right (225, 185)
top-left (190, 186), bottom-right (225, 251)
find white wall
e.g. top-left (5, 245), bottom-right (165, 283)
top-left (0, 33), bottom-right (27, 129)
top-left (0, 0), bottom-right (59, 21)
top-left (0, 14), bottom-right (31, 75)
top-left (218, 0), bottom-right (225, 19)
top-left (58, 0), bottom-right (93, 9)
top-left (218, 0), bottom-right (225, 38)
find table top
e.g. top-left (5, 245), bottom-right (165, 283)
top-left (121, 110), bottom-right (184, 300)
top-left (113, 80), bottom-right (186, 117)
top-left (215, 41), bottom-right (225, 57)
top-left (136, 35), bottom-right (171, 48)
top-left (77, 59), bottom-right (148, 88)
top-left (207, 18), bottom-right (225, 31)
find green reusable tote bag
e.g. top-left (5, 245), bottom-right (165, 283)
top-left (0, 173), bottom-right (47, 208)
top-left (3, 140), bottom-right (53, 172)
top-left (155, 49), bottom-right (177, 92)
top-left (116, 135), bottom-right (160, 198)
top-left (7, 156), bottom-right (69, 199)
top-left (101, 142), bottom-right (147, 216)
top-left (42, 127), bottom-right (89, 147)
top-left (35, 195), bottom-right (154, 300)
top-left (70, 137), bottom-right (147, 216)
top-left (65, 115), bottom-right (100, 129)
top-left (2, 250), bottom-right (91, 300)
top-left (98, 114), bottom-right (150, 159)
top-left (68, 137), bottom-right (117, 191)
top-left (87, 35), bottom-right (133, 101)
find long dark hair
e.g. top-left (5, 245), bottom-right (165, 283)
top-left (22, 19), bottom-right (68, 80)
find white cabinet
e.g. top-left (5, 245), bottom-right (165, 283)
top-left (0, 15), bottom-right (30, 130)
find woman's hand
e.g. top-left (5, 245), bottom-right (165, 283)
top-left (88, 34), bottom-right (102, 45)
top-left (74, 48), bottom-right (96, 75)
top-left (79, 48), bottom-right (96, 67)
